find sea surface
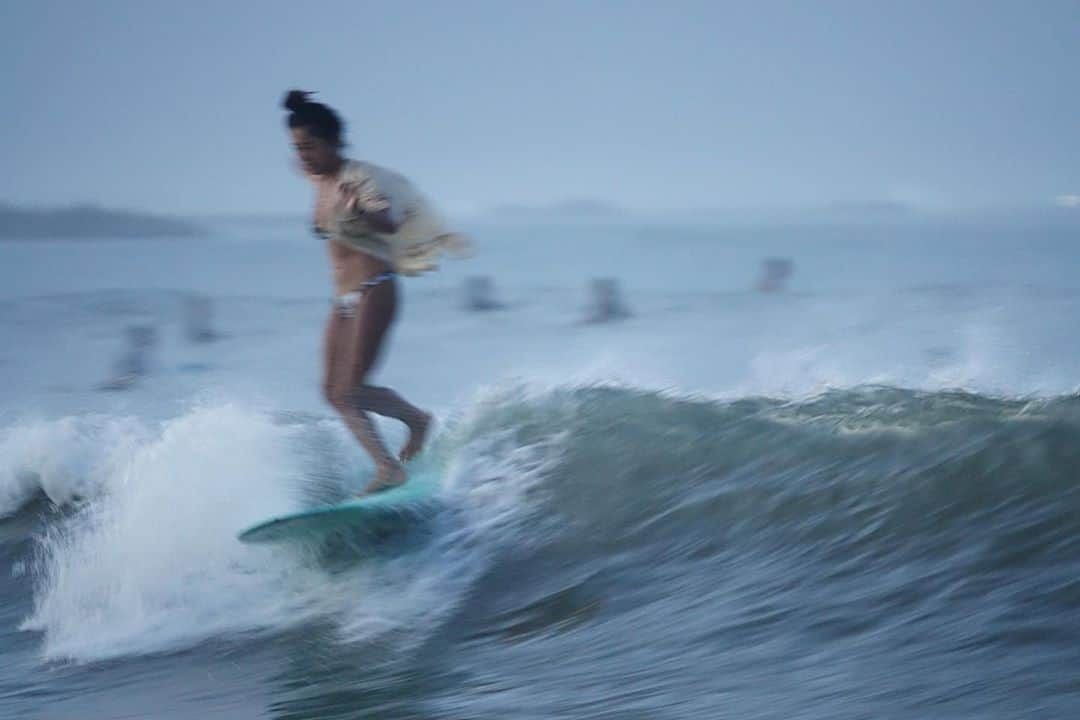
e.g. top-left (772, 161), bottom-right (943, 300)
top-left (2, 217), bottom-right (1079, 719)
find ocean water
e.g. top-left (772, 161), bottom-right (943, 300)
top-left (2, 218), bottom-right (1079, 719)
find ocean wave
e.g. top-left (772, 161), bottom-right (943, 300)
top-left (7, 400), bottom-right (548, 663)
top-left (7, 384), bottom-right (1080, 667)
top-left (451, 384), bottom-right (1080, 543)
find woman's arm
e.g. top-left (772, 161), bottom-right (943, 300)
top-left (356, 207), bottom-right (397, 234)
top-left (339, 178), bottom-right (398, 234)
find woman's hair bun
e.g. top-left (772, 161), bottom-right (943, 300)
top-left (281, 89), bottom-right (344, 147)
top-left (283, 89), bottom-right (313, 112)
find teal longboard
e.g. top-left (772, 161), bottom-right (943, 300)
top-left (237, 471), bottom-right (440, 545)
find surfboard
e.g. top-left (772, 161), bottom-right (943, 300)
top-left (237, 470), bottom-right (440, 545)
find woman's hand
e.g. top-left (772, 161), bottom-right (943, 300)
top-left (337, 181), bottom-right (363, 211)
top-left (338, 179), bottom-right (397, 234)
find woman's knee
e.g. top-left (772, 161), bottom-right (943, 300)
top-left (324, 382), bottom-right (351, 411)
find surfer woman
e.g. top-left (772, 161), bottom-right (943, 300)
top-left (282, 90), bottom-right (467, 494)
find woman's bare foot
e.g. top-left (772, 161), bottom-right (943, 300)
top-left (359, 461), bottom-right (406, 496)
top-left (398, 411), bottom-right (431, 463)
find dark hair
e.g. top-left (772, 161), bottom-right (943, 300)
top-left (282, 89), bottom-right (345, 148)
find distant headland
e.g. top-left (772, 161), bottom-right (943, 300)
top-left (0, 202), bottom-right (205, 239)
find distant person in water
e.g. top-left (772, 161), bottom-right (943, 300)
top-left (282, 89), bottom-right (468, 495)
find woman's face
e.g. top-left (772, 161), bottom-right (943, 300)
top-left (290, 126), bottom-right (339, 176)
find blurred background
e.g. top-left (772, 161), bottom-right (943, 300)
top-left (2, 2), bottom-right (1079, 719)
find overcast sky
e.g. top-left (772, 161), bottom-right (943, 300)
top-left (2, 0), bottom-right (1077, 215)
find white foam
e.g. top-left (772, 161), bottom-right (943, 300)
top-left (0, 414), bottom-right (149, 517)
top-left (19, 405), bottom-right (326, 661)
top-left (14, 399), bottom-right (560, 663)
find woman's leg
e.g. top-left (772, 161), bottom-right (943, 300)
top-left (322, 280), bottom-right (429, 494)
top-left (323, 297), bottom-right (400, 491)
top-left (348, 280), bottom-right (431, 464)
top-left (352, 385), bottom-right (431, 461)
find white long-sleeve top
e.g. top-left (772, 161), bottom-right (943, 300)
top-left (314, 159), bottom-right (470, 276)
